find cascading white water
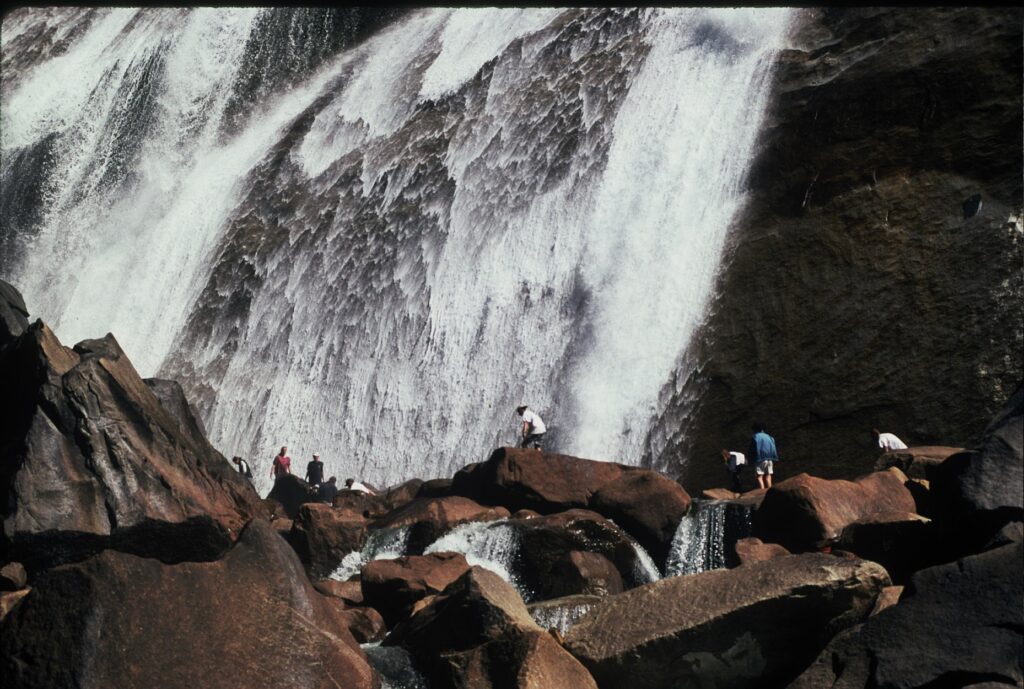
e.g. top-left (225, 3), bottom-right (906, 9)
top-left (329, 525), bottom-right (410, 582)
top-left (528, 599), bottom-right (599, 635)
top-left (665, 499), bottom-right (754, 576)
top-left (2, 8), bottom-right (795, 494)
top-left (423, 519), bottom-right (522, 593)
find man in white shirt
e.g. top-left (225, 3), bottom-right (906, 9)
top-left (720, 448), bottom-right (746, 492)
top-left (515, 405), bottom-right (547, 449)
top-left (873, 428), bottom-right (909, 452)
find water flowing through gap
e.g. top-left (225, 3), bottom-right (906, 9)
top-left (1, 8), bottom-right (795, 494)
top-left (665, 499), bottom-right (754, 576)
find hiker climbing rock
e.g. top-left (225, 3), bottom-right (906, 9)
top-left (516, 405), bottom-right (547, 449)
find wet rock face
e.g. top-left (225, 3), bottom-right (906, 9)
top-left (0, 318), bottom-right (261, 572)
top-left (789, 541), bottom-right (1023, 689)
top-left (655, 7), bottom-right (1023, 494)
top-left (0, 520), bottom-right (376, 689)
top-left (288, 502), bottom-right (368, 580)
top-left (563, 553), bottom-right (889, 689)
top-left (360, 551), bottom-right (471, 627)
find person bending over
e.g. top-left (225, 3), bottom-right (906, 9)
top-left (515, 405), bottom-right (547, 450)
top-left (872, 428), bottom-right (908, 453)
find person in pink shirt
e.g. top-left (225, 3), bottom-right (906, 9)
top-left (271, 446), bottom-right (292, 479)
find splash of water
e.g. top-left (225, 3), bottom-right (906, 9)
top-left (665, 499), bottom-right (753, 576)
top-left (424, 519), bottom-right (523, 594)
top-left (329, 525), bottom-right (410, 581)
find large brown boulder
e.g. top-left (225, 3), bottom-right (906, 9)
top-left (563, 553), bottom-right (889, 689)
top-left (0, 519), bottom-right (377, 689)
top-left (452, 448), bottom-right (690, 565)
top-left (789, 541), bottom-right (1023, 689)
top-left (385, 566), bottom-right (597, 689)
top-left (0, 279), bottom-right (29, 347)
top-left (360, 551), bottom-right (470, 626)
top-left (874, 446), bottom-right (964, 479)
top-left (333, 488), bottom-right (391, 520)
top-left (514, 509), bottom-right (646, 600)
top-left (371, 495), bottom-right (509, 554)
top-left (0, 322), bottom-right (261, 572)
top-left (835, 511), bottom-right (932, 583)
top-left (734, 537), bottom-right (791, 565)
top-left (753, 468), bottom-right (917, 551)
top-left (288, 502), bottom-right (368, 579)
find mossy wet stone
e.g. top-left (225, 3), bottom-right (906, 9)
top-left (563, 553), bottom-right (889, 689)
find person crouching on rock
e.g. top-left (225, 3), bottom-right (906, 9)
top-left (271, 446), bottom-right (291, 480)
top-left (305, 453), bottom-right (324, 488)
top-left (231, 456), bottom-right (253, 481)
top-left (872, 428), bottom-right (908, 453)
top-left (721, 449), bottom-right (746, 492)
top-left (516, 405), bottom-right (546, 450)
top-left (747, 424), bottom-right (779, 490)
top-left (318, 476), bottom-right (339, 504)
top-left (344, 478), bottom-right (375, 495)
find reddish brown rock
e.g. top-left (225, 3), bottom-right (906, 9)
top-left (0, 519), bottom-right (375, 689)
top-left (515, 509), bottom-right (644, 600)
top-left (372, 496), bottom-right (510, 553)
top-left (753, 468), bottom-right (918, 552)
top-left (702, 488), bottom-right (740, 500)
top-left (386, 566), bottom-right (597, 689)
top-left (869, 585), bottom-right (903, 616)
top-left (564, 554), bottom-right (889, 689)
top-left (836, 511), bottom-right (932, 583)
top-left (0, 322), bottom-right (261, 572)
top-left (334, 488), bottom-right (391, 520)
top-left (324, 599), bottom-right (386, 644)
top-left (288, 502), bottom-right (368, 579)
top-left (452, 448), bottom-right (690, 565)
top-left (875, 446), bottom-right (964, 479)
top-left (734, 537), bottom-right (791, 565)
top-left (361, 551), bottom-right (471, 626)
top-left (314, 578), bottom-right (364, 605)
top-left (266, 474), bottom-right (316, 520)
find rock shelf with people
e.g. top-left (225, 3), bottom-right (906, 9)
top-left (1, 279), bottom-right (1021, 689)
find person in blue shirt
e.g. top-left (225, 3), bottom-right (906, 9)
top-left (747, 423), bottom-right (780, 490)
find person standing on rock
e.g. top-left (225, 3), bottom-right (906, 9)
top-left (231, 456), bottom-right (253, 480)
top-left (516, 405), bottom-right (547, 449)
top-left (721, 449), bottom-right (746, 492)
top-left (305, 453), bottom-right (325, 487)
top-left (271, 446), bottom-right (292, 479)
top-left (873, 428), bottom-right (908, 453)
top-left (747, 424), bottom-right (779, 490)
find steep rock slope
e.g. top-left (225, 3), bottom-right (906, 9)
top-left (653, 7), bottom-right (1023, 492)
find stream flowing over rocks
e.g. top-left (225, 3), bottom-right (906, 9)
top-left (0, 5), bottom-right (1021, 689)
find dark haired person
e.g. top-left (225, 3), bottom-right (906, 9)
top-left (872, 428), bottom-right (908, 453)
top-left (344, 478), bottom-right (375, 495)
top-left (318, 477), bottom-right (339, 504)
top-left (271, 446), bottom-right (291, 479)
top-left (515, 405), bottom-right (547, 449)
top-left (747, 424), bottom-right (779, 490)
top-left (721, 448), bottom-right (745, 492)
top-left (305, 453), bottom-right (325, 487)
top-left (231, 456), bottom-right (253, 480)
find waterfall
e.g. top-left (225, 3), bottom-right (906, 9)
top-left (665, 500), bottom-right (754, 576)
top-left (423, 520), bottom-right (523, 594)
top-left (329, 525), bottom-right (410, 581)
top-left (1, 8), bottom-right (795, 493)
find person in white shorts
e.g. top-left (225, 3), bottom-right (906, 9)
top-left (721, 449), bottom-right (746, 492)
top-left (873, 428), bottom-right (908, 452)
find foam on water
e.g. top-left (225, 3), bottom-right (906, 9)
top-left (329, 526), bottom-right (411, 582)
top-left (424, 520), bottom-right (523, 593)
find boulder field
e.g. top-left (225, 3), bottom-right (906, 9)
top-left (1, 276), bottom-right (1020, 689)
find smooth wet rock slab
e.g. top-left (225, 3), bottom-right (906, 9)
top-left (563, 553), bottom-right (889, 689)
top-left (0, 519), bottom-right (376, 689)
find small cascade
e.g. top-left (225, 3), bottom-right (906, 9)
top-left (528, 596), bottom-right (601, 635)
top-left (329, 526), bottom-right (411, 581)
top-left (621, 533), bottom-right (663, 585)
top-left (665, 500), bottom-right (754, 576)
top-left (362, 643), bottom-right (428, 689)
top-left (423, 520), bottom-right (522, 595)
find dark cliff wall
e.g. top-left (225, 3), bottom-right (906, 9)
top-left (652, 7), bottom-right (1023, 492)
